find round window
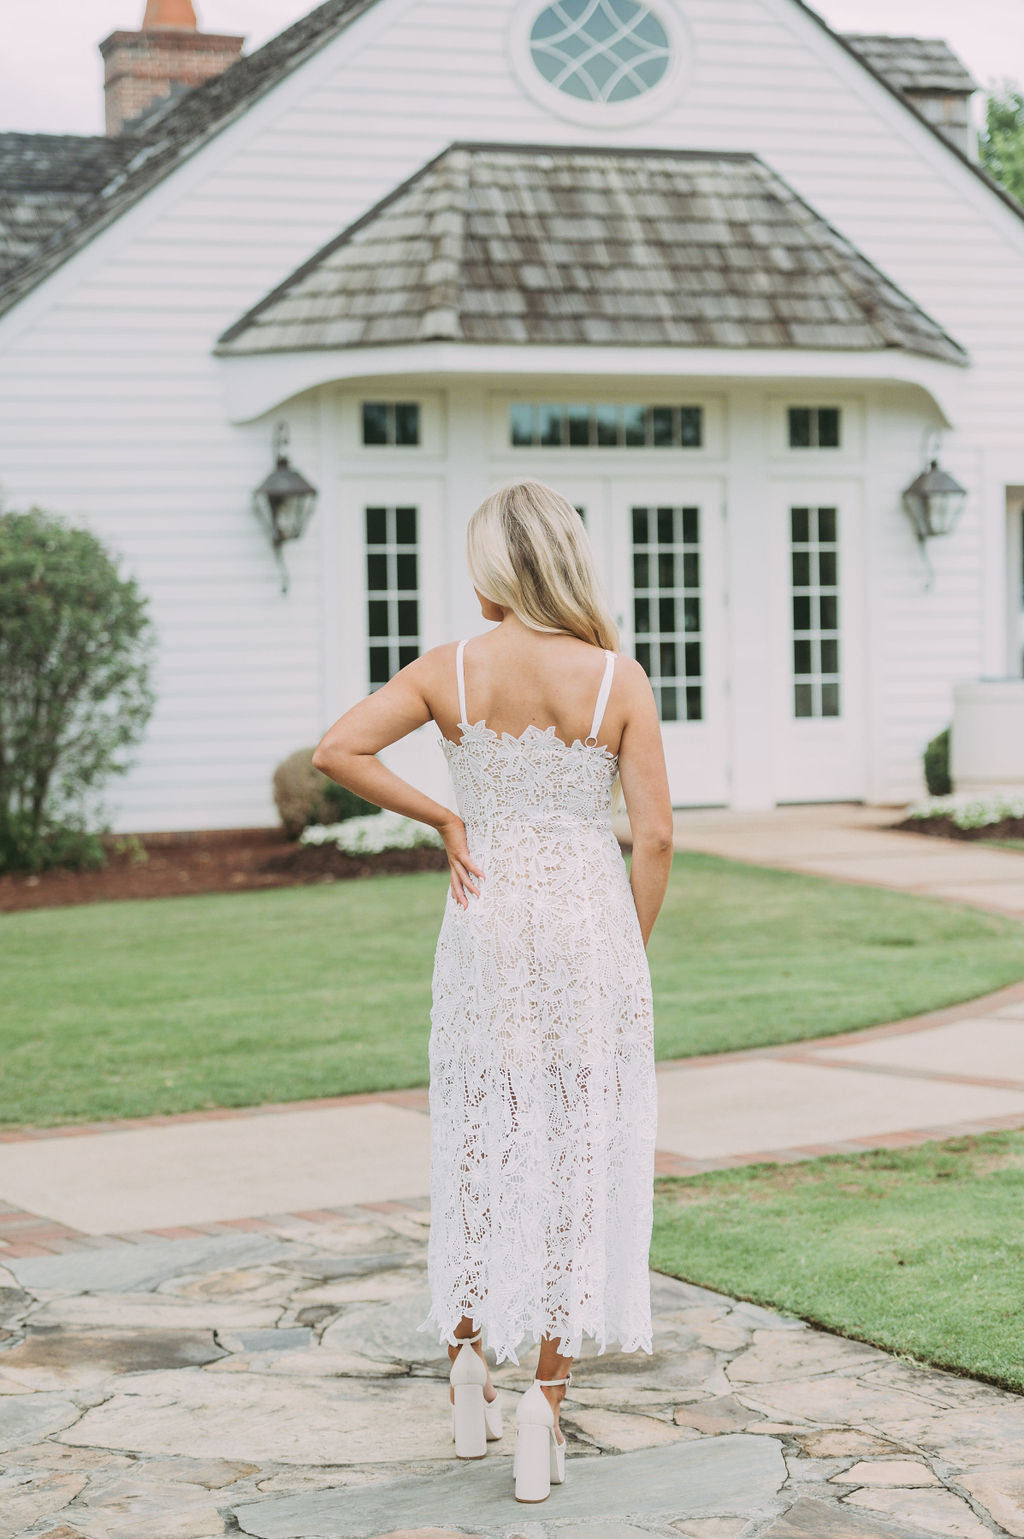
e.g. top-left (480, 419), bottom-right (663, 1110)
top-left (529, 0), bottom-right (672, 104)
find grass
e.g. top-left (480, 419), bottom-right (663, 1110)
top-left (651, 1131), bottom-right (1024, 1393)
top-left (3, 852), bottom-right (1024, 1127)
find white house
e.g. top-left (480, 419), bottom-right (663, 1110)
top-left (1, 0), bottom-right (1023, 831)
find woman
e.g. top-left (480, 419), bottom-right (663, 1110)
top-left (313, 479), bottom-right (673, 1502)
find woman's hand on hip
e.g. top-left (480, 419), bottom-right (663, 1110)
top-left (439, 815), bottom-right (485, 909)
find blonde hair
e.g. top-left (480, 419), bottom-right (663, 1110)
top-left (466, 480), bottom-right (619, 651)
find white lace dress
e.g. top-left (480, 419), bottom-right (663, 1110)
top-left (417, 639), bottom-right (658, 1366)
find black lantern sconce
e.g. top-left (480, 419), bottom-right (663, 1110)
top-left (901, 456), bottom-right (967, 592)
top-left (252, 421), bottom-right (318, 593)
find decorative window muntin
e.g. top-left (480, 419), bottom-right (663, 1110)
top-left (529, 0), bottom-right (672, 103)
top-left (510, 403), bottom-right (702, 448)
top-left (632, 504), bottom-right (703, 723)
top-left (362, 402), bottom-right (421, 446)
top-left (788, 407), bottom-right (841, 450)
top-left (366, 505), bottom-right (420, 689)
top-left (791, 506), bottom-right (840, 718)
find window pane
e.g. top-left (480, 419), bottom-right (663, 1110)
top-left (365, 506), bottom-right (388, 544)
top-left (793, 638), bottom-right (813, 675)
top-left (680, 407), bottom-right (703, 448)
top-left (595, 404), bottom-right (620, 445)
top-left (659, 596), bottom-right (676, 632)
top-left (509, 404), bottom-right (535, 446)
top-left (682, 506), bottom-right (699, 544)
top-left (568, 404), bottom-right (591, 446)
top-left (396, 553), bottom-right (417, 590)
top-left (633, 552), bottom-right (650, 588)
top-left (821, 681), bottom-right (841, 716)
top-left (366, 553), bottom-right (388, 591)
top-left (819, 594), bottom-right (839, 630)
top-left (658, 552), bottom-right (676, 588)
top-left (792, 595), bottom-right (811, 631)
top-left (538, 405), bottom-right (563, 446)
top-left (657, 506), bottom-right (675, 544)
top-left (683, 552), bottom-right (700, 589)
top-left (368, 600), bottom-right (389, 638)
top-left (684, 640), bottom-right (701, 676)
top-left (394, 403), bottom-right (420, 445)
top-left (623, 404), bottom-right (646, 446)
top-left (794, 682), bottom-right (814, 717)
top-left (636, 642), bottom-right (652, 673)
top-left (397, 599), bottom-right (418, 636)
top-left (659, 640), bottom-right (678, 676)
top-left (685, 684), bottom-right (703, 720)
top-left (820, 638), bottom-right (839, 674)
top-left (660, 685), bottom-right (678, 721)
top-left (398, 645), bottom-right (418, 670)
top-left (791, 507), bottom-right (810, 543)
top-left (817, 507), bottom-right (837, 543)
top-left (394, 506), bottom-right (417, 544)
top-left (634, 596), bottom-right (651, 633)
top-left (818, 408), bottom-right (841, 448)
top-left (792, 551), bottom-right (812, 588)
top-left (369, 647), bottom-right (391, 685)
top-left (817, 550), bottom-right (837, 587)
top-left (362, 403), bottom-right (389, 445)
top-left (684, 596), bottom-right (701, 632)
top-left (651, 406), bottom-right (675, 447)
top-left (788, 407), bottom-right (812, 448)
top-left (632, 506), bottom-right (649, 544)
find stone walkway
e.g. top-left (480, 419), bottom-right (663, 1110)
top-left (3, 1197), bottom-right (1024, 1539)
top-left (3, 807), bottom-right (1024, 1536)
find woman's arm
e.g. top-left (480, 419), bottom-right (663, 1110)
top-left (312, 651), bottom-right (484, 909)
top-left (615, 658), bottom-right (675, 946)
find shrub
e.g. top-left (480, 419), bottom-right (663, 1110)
top-left (906, 790), bottom-right (1024, 830)
top-left (272, 747), bottom-right (377, 838)
top-left (0, 507), bottom-right (155, 872)
top-left (923, 726), bottom-right (952, 797)
top-left (300, 810), bottom-right (441, 854)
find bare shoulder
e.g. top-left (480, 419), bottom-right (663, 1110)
top-left (402, 641), bottom-right (460, 685)
top-left (612, 653), bottom-right (655, 701)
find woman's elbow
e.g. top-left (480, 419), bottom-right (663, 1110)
top-left (634, 824), bottom-right (675, 856)
top-left (311, 739), bottom-right (334, 776)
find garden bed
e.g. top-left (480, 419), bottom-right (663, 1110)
top-left (894, 812), bottom-right (1024, 842)
top-left (0, 828), bottom-right (447, 913)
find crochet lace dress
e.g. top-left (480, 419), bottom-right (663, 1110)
top-left (417, 639), bottom-right (658, 1366)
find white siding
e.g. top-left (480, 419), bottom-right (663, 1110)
top-left (0, 0), bottom-right (1022, 824)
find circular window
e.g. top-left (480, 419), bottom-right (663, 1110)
top-left (529, 0), bottom-right (672, 104)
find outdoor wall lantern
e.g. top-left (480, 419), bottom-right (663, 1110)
top-left (901, 457), bottom-right (967, 592)
top-left (252, 421), bottom-right (318, 593)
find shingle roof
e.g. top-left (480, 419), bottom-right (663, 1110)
top-left (215, 143), bottom-right (967, 365)
top-left (843, 34), bottom-right (978, 96)
top-left (0, 133), bottom-right (138, 285)
top-left (0, 0), bottom-right (377, 316)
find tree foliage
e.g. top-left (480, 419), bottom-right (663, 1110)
top-left (0, 507), bottom-right (155, 871)
top-left (979, 88), bottom-right (1024, 207)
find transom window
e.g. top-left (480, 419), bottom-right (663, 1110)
top-left (365, 505), bottom-right (420, 689)
top-left (530, 0), bottom-right (672, 103)
top-left (362, 402), bottom-right (420, 447)
top-left (791, 506), bottom-right (840, 718)
top-left (789, 407), bottom-right (841, 449)
top-left (632, 505), bottom-right (703, 722)
top-left (510, 403), bottom-right (702, 449)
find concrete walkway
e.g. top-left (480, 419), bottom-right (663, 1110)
top-left (3, 806), bottom-right (1024, 1536)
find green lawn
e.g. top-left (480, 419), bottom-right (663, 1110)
top-left (3, 852), bottom-right (1024, 1128)
top-left (651, 1131), bottom-right (1024, 1393)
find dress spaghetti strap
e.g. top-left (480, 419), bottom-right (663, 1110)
top-left (586, 650), bottom-right (617, 746)
top-left (455, 638), bottom-right (469, 726)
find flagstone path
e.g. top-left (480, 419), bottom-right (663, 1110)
top-left (3, 805), bottom-right (1024, 1536)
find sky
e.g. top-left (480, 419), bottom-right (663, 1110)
top-left (2, 0), bottom-right (1023, 135)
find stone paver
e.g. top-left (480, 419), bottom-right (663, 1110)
top-left (0, 1203), bottom-right (1022, 1538)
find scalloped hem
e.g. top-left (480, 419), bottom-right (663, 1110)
top-left (416, 1305), bottom-right (653, 1368)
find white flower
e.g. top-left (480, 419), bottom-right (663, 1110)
top-left (299, 810), bottom-right (444, 854)
top-left (906, 789), bottom-right (1024, 830)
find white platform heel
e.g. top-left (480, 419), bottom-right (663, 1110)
top-left (448, 1330), bottom-right (502, 1457)
top-left (514, 1372), bottom-right (570, 1503)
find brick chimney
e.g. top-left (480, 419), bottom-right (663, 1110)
top-left (100, 1), bottom-right (245, 136)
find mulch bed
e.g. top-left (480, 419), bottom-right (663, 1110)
top-left (0, 829), bottom-right (449, 913)
top-left (892, 814), bottom-right (1024, 843)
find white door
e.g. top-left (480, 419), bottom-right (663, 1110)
top-left (770, 483), bottom-right (867, 801)
top-left (600, 477), bottom-right (730, 806)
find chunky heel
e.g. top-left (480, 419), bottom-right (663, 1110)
top-left (514, 1420), bottom-right (552, 1502)
top-left (449, 1330), bottom-right (489, 1459)
top-left (452, 1381), bottom-right (486, 1459)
